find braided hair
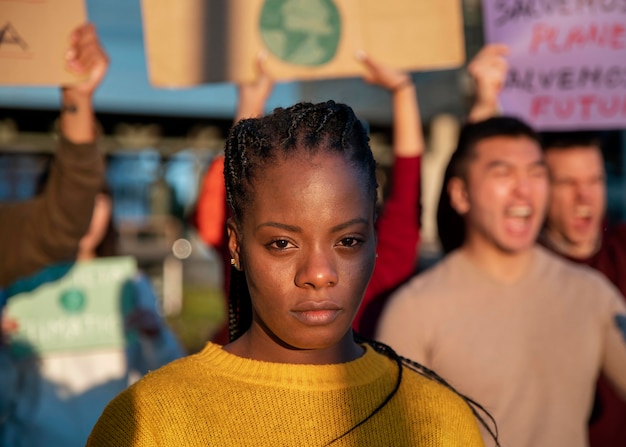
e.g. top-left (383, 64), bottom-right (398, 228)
top-left (224, 100), bottom-right (499, 446)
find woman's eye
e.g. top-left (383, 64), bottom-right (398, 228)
top-left (339, 237), bottom-right (361, 248)
top-left (269, 239), bottom-right (291, 250)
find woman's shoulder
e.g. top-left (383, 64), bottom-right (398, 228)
top-left (392, 364), bottom-right (486, 444)
top-left (398, 364), bottom-right (479, 418)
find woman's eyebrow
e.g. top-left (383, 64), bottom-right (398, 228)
top-left (330, 218), bottom-right (369, 233)
top-left (255, 218), bottom-right (369, 234)
top-left (256, 222), bottom-right (301, 233)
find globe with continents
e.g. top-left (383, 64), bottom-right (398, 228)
top-left (259, 0), bottom-right (341, 66)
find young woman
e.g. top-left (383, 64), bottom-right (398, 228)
top-left (87, 101), bottom-right (497, 446)
top-left (195, 53), bottom-right (422, 341)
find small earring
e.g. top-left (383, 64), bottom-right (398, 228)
top-left (230, 258), bottom-right (240, 270)
top-left (375, 253), bottom-right (379, 259)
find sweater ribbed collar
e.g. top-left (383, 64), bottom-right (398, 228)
top-left (193, 342), bottom-right (393, 390)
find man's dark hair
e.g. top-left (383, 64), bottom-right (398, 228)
top-left (437, 116), bottom-right (540, 254)
top-left (540, 131), bottom-right (602, 153)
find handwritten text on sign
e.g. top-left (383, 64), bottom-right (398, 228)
top-left (483, 0), bottom-right (626, 130)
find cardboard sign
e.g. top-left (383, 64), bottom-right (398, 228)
top-left (483, 0), bottom-right (626, 130)
top-left (5, 257), bottom-right (138, 355)
top-left (140, 0), bottom-right (465, 87)
top-left (0, 0), bottom-right (86, 86)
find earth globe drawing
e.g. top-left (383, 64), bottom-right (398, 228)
top-left (59, 287), bottom-right (87, 313)
top-left (259, 0), bottom-right (342, 66)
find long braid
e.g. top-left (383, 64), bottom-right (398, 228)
top-left (325, 333), bottom-right (500, 446)
top-left (227, 268), bottom-right (252, 342)
top-left (324, 335), bottom-right (403, 446)
top-left (398, 353), bottom-right (500, 446)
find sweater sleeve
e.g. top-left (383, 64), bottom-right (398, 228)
top-left (0, 137), bottom-right (104, 288)
top-left (195, 155), bottom-right (227, 249)
top-left (353, 155), bottom-right (420, 337)
top-left (86, 389), bottom-right (154, 447)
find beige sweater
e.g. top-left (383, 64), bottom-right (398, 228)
top-left (377, 245), bottom-right (626, 447)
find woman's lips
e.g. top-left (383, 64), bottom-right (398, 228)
top-left (291, 301), bottom-right (342, 325)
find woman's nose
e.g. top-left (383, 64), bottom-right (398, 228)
top-left (294, 248), bottom-right (338, 289)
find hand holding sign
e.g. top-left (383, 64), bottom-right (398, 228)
top-left (60, 23), bottom-right (109, 144)
top-left (235, 53), bottom-right (275, 121)
top-left (467, 43), bottom-right (510, 123)
top-left (357, 50), bottom-right (412, 92)
top-left (64, 23), bottom-right (109, 94)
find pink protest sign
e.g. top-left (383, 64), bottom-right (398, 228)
top-left (483, 1), bottom-right (626, 130)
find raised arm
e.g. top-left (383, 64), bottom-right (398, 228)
top-left (0, 23), bottom-right (108, 288)
top-left (196, 55), bottom-right (274, 250)
top-left (61, 23), bottom-right (109, 143)
top-left (466, 43), bottom-right (509, 123)
top-left (234, 54), bottom-right (274, 122)
top-left (353, 53), bottom-right (424, 337)
top-left (195, 58), bottom-right (274, 344)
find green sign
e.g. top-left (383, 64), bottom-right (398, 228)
top-left (5, 256), bottom-right (138, 355)
top-left (259, 0), bottom-right (341, 66)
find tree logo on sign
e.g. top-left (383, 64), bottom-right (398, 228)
top-left (259, 0), bottom-right (341, 66)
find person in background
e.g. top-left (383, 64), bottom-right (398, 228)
top-left (72, 184), bottom-right (185, 374)
top-left (195, 52), bottom-right (423, 341)
top-left (1, 22), bottom-right (107, 446)
top-left (1, 24), bottom-right (184, 446)
top-left (469, 42), bottom-right (626, 446)
top-left (351, 52), bottom-right (423, 337)
top-left (5, 184), bottom-right (185, 447)
top-left (539, 131), bottom-right (626, 446)
top-left (87, 100), bottom-right (494, 447)
top-left (0, 23), bottom-right (107, 293)
top-left (377, 115), bottom-right (626, 447)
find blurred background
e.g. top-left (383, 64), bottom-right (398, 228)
top-left (1, 0), bottom-right (624, 352)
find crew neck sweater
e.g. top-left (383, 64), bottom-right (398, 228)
top-left (87, 342), bottom-right (484, 446)
top-left (540, 224), bottom-right (626, 446)
top-left (377, 245), bottom-right (626, 447)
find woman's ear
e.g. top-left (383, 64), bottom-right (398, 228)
top-left (448, 177), bottom-right (470, 215)
top-left (227, 218), bottom-right (243, 271)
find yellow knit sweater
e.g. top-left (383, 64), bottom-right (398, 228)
top-left (87, 342), bottom-right (484, 446)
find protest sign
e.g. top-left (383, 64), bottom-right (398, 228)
top-left (0, 0), bottom-right (87, 86)
top-left (5, 256), bottom-right (138, 355)
top-left (483, 0), bottom-right (626, 130)
top-left (140, 0), bottom-right (465, 87)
